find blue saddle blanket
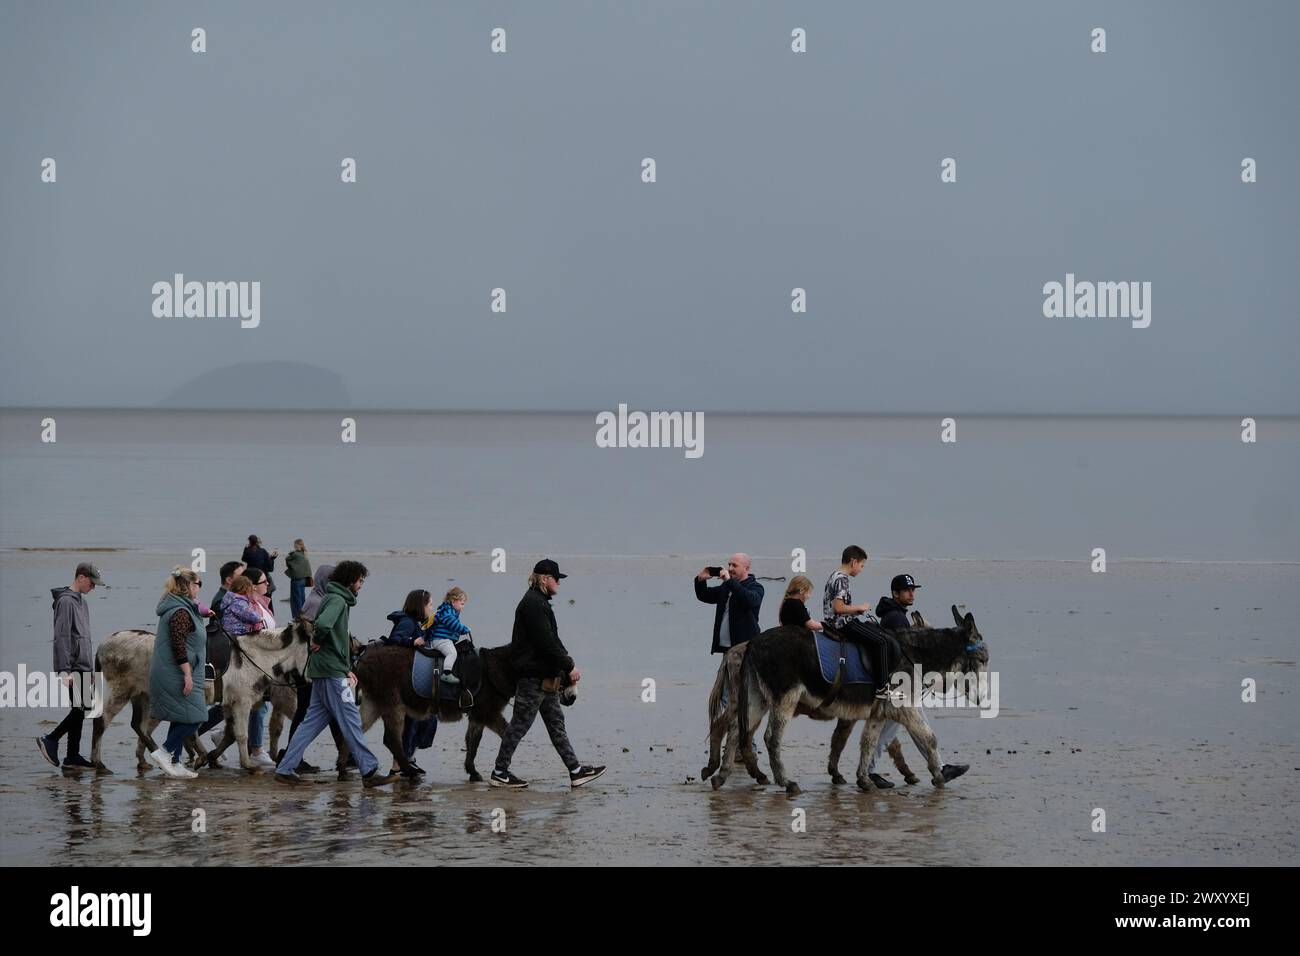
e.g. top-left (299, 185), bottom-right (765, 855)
top-left (411, 650), bottom-right (458, 701)
top-left (813, 631), bottom-right (873, 685)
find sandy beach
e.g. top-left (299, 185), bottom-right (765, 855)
top-left (2, 549), bottom-right (1295, 866)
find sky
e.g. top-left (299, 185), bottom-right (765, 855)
top-left (1, 0), bottom-right (1297, 414)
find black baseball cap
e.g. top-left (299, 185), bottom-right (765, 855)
top-left (890, 573), bottom-right (920, 592)
top-left (75, 562), bottom-right (106, 586)
top-left (533, 559), bottom-right (568, 580)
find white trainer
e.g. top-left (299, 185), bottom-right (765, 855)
top-left (147, 749), bottom-right (186, 778)
top-left (250, 751), bottom-right (276, 770)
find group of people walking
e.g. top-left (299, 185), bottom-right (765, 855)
top-left (36, 543), bottom-right (605, 791)
top-left (694, 545), bottom-right (930, 787)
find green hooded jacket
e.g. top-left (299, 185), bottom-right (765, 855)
top-left (306, 580), bottom-right (356, 679)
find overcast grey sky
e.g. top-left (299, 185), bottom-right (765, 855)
top-left (2, 1), bottom-right (1296, 414)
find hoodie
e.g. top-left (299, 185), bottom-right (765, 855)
top-left (875, 596), bottom-right (912, 631)
top-left (301, 564), bottom-right (335, 621)
top-left (52, 587), bottom-right (93, 673)
top-left (306, 581), bottom-right (356, 679)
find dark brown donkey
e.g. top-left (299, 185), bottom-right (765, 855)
top-left (349, 643), bottom-right (576, 780)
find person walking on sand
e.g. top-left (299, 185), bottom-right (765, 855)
top-left (695, 552), bottom-right (765, 715)
top-left (382, 588), bottom-right (439, 775)
top-left (284, 539), bottom-right (312, 620)
top-left (490, 560), bottom-right (605, 790)
top-left (241, 534), bottom-right (278, 610)
top-left (209, 560), bottom-right (245, 625)
top-left (280, 563), bottom-right (347, 774)
top-left (37, 562), bottom-right (106, 770)
top-left (145, 567), bottom-right (209, 779)
top-left (274, 561), bottom-right (397, 788)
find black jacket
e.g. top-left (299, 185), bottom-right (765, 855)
top-left (875, 596), bottom-right (911, 631)
top-left (510, 587), bottom-right (575, 679)
top-left (695, 575), bottom-right (765, 654)
top-left (241, 546), bottom-right (277, 594)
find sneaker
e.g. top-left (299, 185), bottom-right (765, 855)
top-left (250, 751), bottom-right (277, 770)
top-left (489, 770), bottom-right (528, 789)
top-left (146, 749), bottom-right (181, 777)
top-left (409, 761), bottom-right (426, 776)
top-left (62, 754), bottom-right (95, 770)
top-left (569, 765), bottom-right (606, 788)
top-left (295, 760), bottom-right (320, 774)
top-left (275, 772), bottom-right (307, 786)
top-left (439, 671), bottom-right (461, 685)
top-left (37, 735), bottom-right (60, 768)
top-left (362, 770), bottom-right (399, 788)
top-left (875, 688), bottom-right (906, 703)
top-left (868, 772), bottom-right (896, 790)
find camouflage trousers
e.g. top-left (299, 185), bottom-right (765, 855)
top-left (494, 677), bottom-right (578, 774)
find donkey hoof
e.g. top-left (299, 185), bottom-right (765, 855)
top-left (940, 763), bottom-right (969, 783)
top-left (904, 775), bottom-right (921, 786)
top-left (710, 775), bottom-right (724, 791)
top-left (700, 764), bottom-right (716, 780)
top-left (754, 773), bottom-right (771, 786)
top-left (467, 771), bottom-right (483, 783)
top-left (784, 781), bottom-right (801, 796)
top-left (830, 773), bottom-right (847, 786)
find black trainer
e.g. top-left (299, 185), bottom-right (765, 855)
top-left (62, 754), bottom-right (95, 770)
top-left (489, 770), bottom-right (528, 789)
top-left (569, 765), bottom-right (606, 788)
top-left (295, 760), bottom-right (320, 774)
top-left (37, 736), bottom-right (59, 768)
top-left (362, 770), bottom-right (399, 788)
top-left (868, 773), bottom-right (896, 790)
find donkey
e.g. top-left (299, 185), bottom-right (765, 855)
top-left (201, 618), bottom-right (316, 771)
top-left (825, 608), bottom-right (934, 786)
top-left (713, 606), bottom-right (989, 794)
top-left (89, 628), bottom-right (296, 772)
top-left (700, 641), bottom-right (919, 787)
top-left (349, 642), bottom-right (576, 780)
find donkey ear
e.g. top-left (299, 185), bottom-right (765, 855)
top-left (910, 610), bottom-right (930, 628)
top-left (963, 612), bottom-right (977, 634)
top-left (951, 605), bottom-right (964, 628)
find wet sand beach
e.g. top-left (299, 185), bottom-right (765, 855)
top-left (1, 550), bottom-right (1295, 866)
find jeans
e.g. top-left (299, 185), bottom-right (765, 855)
top-left (401, 716), bottom-right (438, 761)
top-left (275, 677), bottom-right (378, 777)
top-left (289, 579), bottom-right (307, 619)
top-left (248, 699), bottom-right (271, 750)
top-left (163, 721), bottom-right (200, 761)
top-left (867, 720), bottom-right (902, 774)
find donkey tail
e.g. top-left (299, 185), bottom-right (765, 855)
top-left (707, 656), bottom-right (727, 723)
top-left (738, 648), bottom-right (754, 747)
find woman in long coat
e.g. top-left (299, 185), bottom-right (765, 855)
top-left (146, 566), bottom-right (208, 779)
